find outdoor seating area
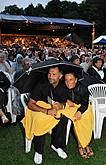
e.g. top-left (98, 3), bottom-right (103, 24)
top-left (0, 1), bottom-right (106, 164)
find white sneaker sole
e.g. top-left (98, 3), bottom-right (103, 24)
top-left (34, 152), bottom-right (42, 164)
top-left (51, 145), bottom-right (67, 159)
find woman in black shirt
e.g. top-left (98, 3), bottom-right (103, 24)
top-left (64, 72), bottom-right (94, 159)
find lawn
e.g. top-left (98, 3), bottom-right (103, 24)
top-left (0, 120), bottom-right (106, 165)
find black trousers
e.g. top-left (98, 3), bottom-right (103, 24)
top-left (34, 115), bottom-right (68, 154)
top-left (0, 90), bottom-right (5, 109)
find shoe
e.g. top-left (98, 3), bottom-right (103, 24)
top-left (78, 146), bottom-right (90, 159)
top-left (51, 145), bottom-right (67, 159)
top-left (1, 115), bottom-right (9, 123)
top-left (86, 146), bottom-right (94, 157)
top-left (34, 152), bottom-right (42, 164)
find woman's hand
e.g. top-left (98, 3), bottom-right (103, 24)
top-left (47, 108), bottom-right (57, 117)
top-left (67, 99), bottom-right (74, 107)
top-left (52, 102), bottom-right (63, 110)
top-left (74, 111), bottom-right (82, 121)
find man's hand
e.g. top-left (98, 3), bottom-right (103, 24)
top-left (74, 111), bottom-right (81, 121)
top-left (52, 102), bottom-right (63, 110)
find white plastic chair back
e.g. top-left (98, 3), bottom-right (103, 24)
top-left (88, 83), bottom-right (106, 139)
top-left (20, 93), bottom-right (29, 113)
top-left (3, 72), bottom-right (17, 123)
top-left (88, 83), bottom-right (106, 98)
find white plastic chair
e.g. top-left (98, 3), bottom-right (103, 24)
top-left (20, 93), bottom-right (31, 153)
top-left (6, 87), bottom-right (17, 123)
top-left (21, 93), bottom-right (71, 153)
top-left (3, 72), bottom-right (17, 123)
top-left (88, 83), bottom-right (106, 139)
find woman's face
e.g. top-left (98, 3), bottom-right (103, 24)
top-left (65, 73), bottom-right (77, 89)
top-left (95, 60), bottom-right (103, 69)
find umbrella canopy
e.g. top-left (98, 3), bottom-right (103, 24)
top-left (13, 59), bottom-right (83, 94)
top-left (93, 35), bottom-right (106, 44)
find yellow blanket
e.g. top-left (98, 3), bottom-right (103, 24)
top-left (21, 101), bottom-right (94, 148)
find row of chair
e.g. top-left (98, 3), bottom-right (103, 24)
top-left (88, 84), bottom-right (106, 139)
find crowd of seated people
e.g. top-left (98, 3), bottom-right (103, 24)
top-left (0, 36), bottom-right (106, 121)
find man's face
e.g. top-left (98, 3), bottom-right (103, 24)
top-left (65, 73), bottom-right (77, 89)
top-left (23, 62), bottom-right (31, 70)
top-left (0, 55), bottom-right (4, 63)
top-left (73, 58), bottom-right (80, 65)
top-left (48, 67), bottom-right (62, 87)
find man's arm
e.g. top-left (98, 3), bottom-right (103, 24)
top-left (28, 98), bottom-right (57, 117)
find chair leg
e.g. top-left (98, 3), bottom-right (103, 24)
top-left (92, 100), bottom-right (98, 139)
top-left (93, 110), bottom-right (98, 139)
top-left (48, 130), bottom-right (52, 135)
top-left (25, 138), bottom-right (32, 153)
top-left (96, 115), bottom-right (104, 139)
top-left (66, 119), bottom-right (71, 145)
top-left (11, 114), bottom-right (17, 123)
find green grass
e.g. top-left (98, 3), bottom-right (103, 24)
top-left (0, 120), bottom-right (106, 165)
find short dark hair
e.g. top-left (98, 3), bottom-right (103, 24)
top-left (93, 56), bottom-right (104, 67)
top-left (70, 55), bottom-right (80, 63)
top-left (65, 71), bottom-right (78, 79)
top-left (48, 65), bottom-right (63, 73)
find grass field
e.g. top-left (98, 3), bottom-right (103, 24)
top-left (0, 120), bottom-right (106, 165)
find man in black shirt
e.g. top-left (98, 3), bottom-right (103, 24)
top-left (28, 66), bottom-right (69, 164)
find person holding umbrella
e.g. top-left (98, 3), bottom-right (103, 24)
top-left (25, 65), bottom-right (69, 164)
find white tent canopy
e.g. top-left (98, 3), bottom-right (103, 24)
top-left (93, 35), bottom-right (106, 44)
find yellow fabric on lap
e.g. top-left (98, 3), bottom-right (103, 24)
top-left (22, 101), bottom-right (59, 140)
top-left (21, 101), bottom-right (93, 148)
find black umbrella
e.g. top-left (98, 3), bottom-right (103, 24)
top-left (13, 59), bottom-right (83, 93)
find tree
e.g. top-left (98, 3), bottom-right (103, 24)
top-left (34, 4), bottom-right (46, 16)
top-left (24, 3), bottom-right (35, 16)
top-left (2, 5), bottom-right (24, 15)
top-left (79, 2), bottom-right (98, 21)
top-left (81, 0), bottom-right (106, 34)
top-left (61, 1), bottom-right (79, 18)
top-left (45, 0), bottom-right (62, 17)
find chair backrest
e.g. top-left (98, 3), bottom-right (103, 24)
top-left (20, 93), bottom-right (30, 111)
top-left (88, 84), bottom-right (106, 98)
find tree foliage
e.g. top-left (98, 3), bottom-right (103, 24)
top-left (45, 0), bottom-right (62, 17)
top-left (24, 3), bottom-right (35, 16)
top-left (2, 5), bottom-right (24, 15)
top-left (34, 4), bottom-right (46, 17)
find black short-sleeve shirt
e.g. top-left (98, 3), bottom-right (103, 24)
top-left (30, 80), bottom-right (68, 103)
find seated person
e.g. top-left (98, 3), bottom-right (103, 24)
top-left (22, 66), bottom-right (69, 164)
top-left (0, 107), bottom-right (8, 123)
top-left (0, 71), bottom-right (11, 123)
top-left (14, 57), bottom-right (32, 81)
top-left (64, 71), bottom-right (94, 159)
top-left (87, 56), bottom-right (106, 83)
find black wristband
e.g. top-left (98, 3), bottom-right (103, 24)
top-left (46, 109), bottom-right (49, 115)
